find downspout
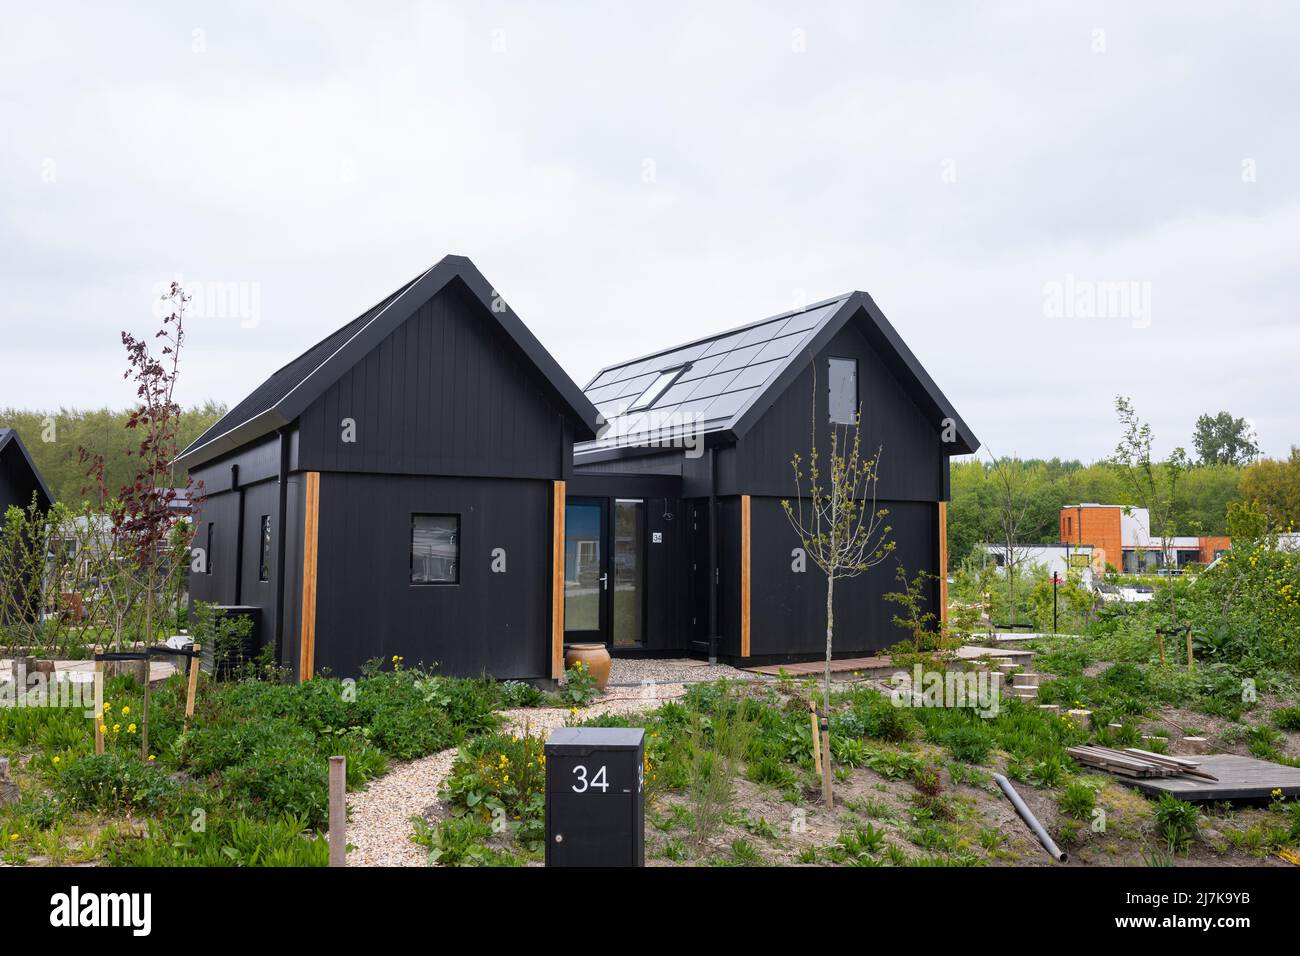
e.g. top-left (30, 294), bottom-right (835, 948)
top-left (707, 446), bottom-right (718, 664)
top-left (273, 429), bottom-right (290, 670)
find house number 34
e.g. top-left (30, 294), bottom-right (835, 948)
top-left (571, 764), bottom-right (609, 793)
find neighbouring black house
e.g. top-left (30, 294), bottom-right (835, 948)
top-left (0, 428), bottom-right (55, 515)
top-left (175, 256), bottom-right (601, 682)
top-left (568, 291), bottom-right (979, 665)
top-left (177, 258), bottom-right (978, 681)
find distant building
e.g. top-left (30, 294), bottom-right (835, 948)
top-left (1059, 504), bottom-right (1230, 573)
top-left (978, 542), bottom-right (1094, 587)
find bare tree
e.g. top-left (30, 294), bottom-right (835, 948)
top-left (1111, 396), bottom-right (1189, 626)
top-left (987, 454), bottom-right (1040, 629)
top-left (782, 380), bottom-right (894, 803)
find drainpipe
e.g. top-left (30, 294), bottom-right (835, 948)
top-left (707, 446), bottom-right (718, 665)
top-left (273, 429), bottom-right (290, 670)
top-left (232, 464), bottom-right (244, 605)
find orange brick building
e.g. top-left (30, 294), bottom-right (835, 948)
top-left (1060, 504), bottom-right (1230, 573)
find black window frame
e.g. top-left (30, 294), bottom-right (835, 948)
top-left (628, 365), bottom-right (688, 411)
top-left (410, 513), bottom-right (461, 586)
top-left (258, 515), bottom-right (272, 583)
top-left (205, 522), bottom-right (215, 575)
top-left (828, 356), bottom-right (859, 425)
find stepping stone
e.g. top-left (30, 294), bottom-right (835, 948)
top-left (1012, 673), bottom-right (1041, 688)
top-left (1181, 736), bottom-right (1210, 755)
top-left (1039, 704), bottom-right (1061, 715)
top-left (1066, 708), bottom-right (1094, 728)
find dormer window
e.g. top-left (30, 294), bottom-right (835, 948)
top-left (628, 365), bottom-right (688, 411)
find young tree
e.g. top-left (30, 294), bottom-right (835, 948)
top-left (80, 283), bottom-right (203, 651)
top-left (1192, 411), bottom-right (1259, 466)
top-left (986, 454), bottom-right (1043, 629)
top-left (783, 384), bottom-right (894, 804)
top-left (1111, 396), bottom-right (1189, 625)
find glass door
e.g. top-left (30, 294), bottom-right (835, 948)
top-left (612, 499), bottom-right (645, 648)
top-left (564, 498), bottom-right (608, 644)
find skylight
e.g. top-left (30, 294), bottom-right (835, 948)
top-left (627, 365), bottom-right (687, 410)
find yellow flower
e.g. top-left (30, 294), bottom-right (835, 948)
top-left (99, 725), bottom-right (108, 735)
top-left (8, 834), bottom-right (16, 842)
top-left (147, 755), bottom-right (156, 762)
top-left (121, 706), bottom-right (130, 716)
top-left (112, 724), bottom-right (121, 733)
top-left (52, 756), bottom-right (61, 764)
top-left (128, 724), bottom-right (137, 734)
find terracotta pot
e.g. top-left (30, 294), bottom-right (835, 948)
top-left (564, 643), bottom-right (612, 691)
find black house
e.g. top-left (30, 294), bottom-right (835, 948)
top-left (175, 256), bottom-right (601, 682)
top-left (568, 292), bottom-right (979, 665)
top-left (0, 428), bottom-right (55, 515)
top-left (178, 259), bottom-right (978, 681)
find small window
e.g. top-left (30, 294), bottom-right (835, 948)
top-left (258, 515), bottom-right (271, 582)
top-left (628, 366), bottom-right (687, 411)
top-left (411, 514), bottom-right (459, 584)
top-left (828, 357), bottom-right (858, 424)
top-left (205, 523), bottom-right (215, 575)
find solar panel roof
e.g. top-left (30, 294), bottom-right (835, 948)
top-left (577, 297), bottom-right (849, 453)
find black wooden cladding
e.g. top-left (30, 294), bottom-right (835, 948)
top-left (720, 322), bottom-right (944, 501)
top-left (311, 472), bottom-right (551, 680)
top-left (735, 496), bottom-right (940, 662)
top-left (0, 429), bottom-right (54, 511)
top-left (297, 284), bottom-right (571, 481)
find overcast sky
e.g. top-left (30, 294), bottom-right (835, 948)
top-left (2, 2), bottom-right (1297, 462)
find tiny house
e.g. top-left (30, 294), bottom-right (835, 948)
top-left (178, 259), bottom-right (978, 680)
top-left (0, 428), bottom-right (54, 515)
top-left (569, 291), bottom-right (979, 664)
top-left (175, 257), bottom-right (601, 682)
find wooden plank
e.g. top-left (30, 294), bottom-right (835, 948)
top-left (740, 494), bottom-right (751, 658)
top-left (551, 480), bottom-right (566, 680)
top-left (938, 501), bottom-right (948, 629)
top-left (299, 471), bottom-right (320, 683)
top-left (1117, 755), bottom-right (1300, 801)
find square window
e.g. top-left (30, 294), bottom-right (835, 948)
top-left (828, 357), bottom-right (858, 425)
top-left (411, 514), bottom-right (459, 584)
top-left (205, 523), bottom-right (215, 575)
top-left (627, 366), bottom-right (688, 411)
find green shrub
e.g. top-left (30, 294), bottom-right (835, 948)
top-left (56, 753), bottom-right (177, 813)
top-left (411, 815), bottom-right (520, 866)
top-left (497, 680), bottom-right (545, 708)
top-left (221, 749), bottom-right (329, 826)
top-left (942, 724), bottom-right (995, 764)
top-left (559, 661), bottom-right (599, 706)
top-left (1272, 707), bottom-right (1300, 731)
top-left (1153, 793), bottom-right (1199, 852)
top-left (441, 733), bottom-right (547, 851)
top-left (746, 754), bottom-right (796, 787)
top-left (1059, 782), bottom-right (1097, 820)
top-left (108, 813), bottom-right (327, 867)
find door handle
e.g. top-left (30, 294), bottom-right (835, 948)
top-left (599, 573), bottom-right (608, 590)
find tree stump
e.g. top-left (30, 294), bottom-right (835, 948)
top-left (0, 758), bottom-right (19, 808)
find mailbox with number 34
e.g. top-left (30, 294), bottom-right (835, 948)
top-left (544, 727), bottom-right (645, 867)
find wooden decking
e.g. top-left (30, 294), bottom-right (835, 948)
top-left (745, 644), bottom-right (1032, 677)
top-left (1117, 755), bottom-right (1300, 801)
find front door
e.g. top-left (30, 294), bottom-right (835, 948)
top-left (564, 497), bottom-right (608, 645)
top-left (564, 497), bottom-right (646, 648)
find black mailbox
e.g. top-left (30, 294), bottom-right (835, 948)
top-left (545, 727), bottom-right (645, 867)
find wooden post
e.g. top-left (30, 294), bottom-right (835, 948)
top-left (140, 656), bottom-right (151, 761)
top-left (1185, 626), bottom-right (1194, 670)
top-left (299, 472), bottom-right (321, 683)
top-left (820, 716), bottom-right (833, 809)
top-left (740, 495), bottom-right (751, 658)
top-left (809, 701), bottom-right (822, 777)
top-left (551, 480), bottom-right (566, 680)
top-left (328, 755), bottom-right (347, 867)
top-left (93, 646), bottom-right (104, 756)
top-left (1155, 629), bottom-right (1166, 665)
top-left (183, 643), bottom-right (201, 733)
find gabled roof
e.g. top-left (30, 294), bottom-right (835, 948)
top-left (575, 291), bottom-right (979, 459)
top-left (0, 428), bottom-right (56, 508)
top-left (175, 256), bottom-right (601, 471)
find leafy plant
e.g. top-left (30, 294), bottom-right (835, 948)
top-left (1152, 793), bottom-right (1199, 852)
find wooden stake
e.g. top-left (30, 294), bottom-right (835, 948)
top-left (1155, 630), bottom-right (1166, 665)
top-left (93, 645), bottom-right (104, 756)
top-left (329, 755), bottom-right (347, 867)
top-left (1185, 628), bottom-right (1194, 670)
top-left (809, 702), bottom-right (822, 776)
top-left (140, 657), bottom-right (151, 761)
top-left (183, 643), bottom-right (201, 733)
top-left (820, 717), bottom-right (833, 809)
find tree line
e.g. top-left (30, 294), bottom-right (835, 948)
top-left (0, 402), bottom-right (227, 505)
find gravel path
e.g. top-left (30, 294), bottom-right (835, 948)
top-left (347, 660), bottom-right (755, 867)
